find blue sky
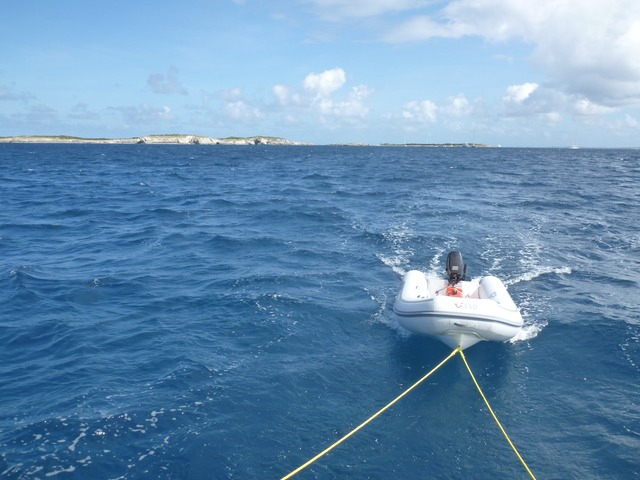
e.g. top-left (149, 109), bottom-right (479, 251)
top-left (2, 0), bottom-right (639, 147)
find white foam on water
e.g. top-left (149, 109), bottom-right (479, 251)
top-left (508, 319), bottom-right (548, 344)
top-left (620, 328), bottom-right (640, 373)
top-left (365, 287), bottom-right (411, 338)
top-left (67, 430), bottom-right (86, 452)
top-left (45, 465), bottom-right (76, 477)
top-left (425, 246), bottom-right (448, 277)
top-left (505, 266), bottom-right (572, 286)
top-left (376, 253), bottom-right (408, 277)
top-left (382, 224), bottom-right (415, 276)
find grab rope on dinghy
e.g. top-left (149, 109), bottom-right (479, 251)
top-left (280, 347), bottom-right (537, 480)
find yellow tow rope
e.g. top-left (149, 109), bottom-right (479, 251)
top-left (280, 346), bottom-right (537, 480)
top-left (459, 348), bottom-right (537, 480)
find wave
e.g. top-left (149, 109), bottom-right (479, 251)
top-left (365, 286), bottom-right (411, 338)
top-left (373, 222), bottom-right (415, 276)
top-left (508, 319), bottom-right (548, 344)
top-left (505, 266), bottom-right (572, 286)
top-left (376, 253), bottom-right (408, 277)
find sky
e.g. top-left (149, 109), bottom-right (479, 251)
top-left (1, 0), bottom-right (640, 147)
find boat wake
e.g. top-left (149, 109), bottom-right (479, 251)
top-left (365, 287), bottom-right (411, 338)
top-left (374, 224), bottom-right (572, 346)
top-left (508, 320), bottom-right (548, 344)
top-left (505, 265), bottom-right (572, 286)
top-left (504, 265), bottom-right (570, 344)
top-left (376, 253), bottom-right (409, 277)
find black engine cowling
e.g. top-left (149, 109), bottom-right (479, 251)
top-left (446, 251), bottom-right (467, 284)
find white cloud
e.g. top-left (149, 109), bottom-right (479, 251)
top-left (273, 84), bottom-right (290, 106)
top-left (273, 84), bottom-right (300, 106)
top-left (441, 94), bottom-right (473, 116)
top-left (502, 83), bottom-right (539, 104)
top-left (332, 84), bottom-right (374, 119)
top-left (500, 82), bottom-right (560, 118)
top-left (192, 71), bottom-right (370, 130)
top-left (224, 100), bottom-right (265, 121)
top-left (303, 68), bottom-right (346, 97)
top-left (272, 67), bottom-right (374, 122)
top-left (402, 99), bottom-right (438, 123)
top-left (221, 87), bottom-right (243, 101)
top-left (218, 88), bottom-right (265, 122)
top-left (499, 81), bottom-right (618, 122)
top-left (571, 97), bottom-right (617, 117)
top-left (379, 0), bottom-right (640, 106)
top-left (623, 114), bottom-right (640, 129)
top-left (542, 112), bottom-right (562, 123)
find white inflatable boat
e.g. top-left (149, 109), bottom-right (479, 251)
top-left (393, 252), bottom-right (523, 350)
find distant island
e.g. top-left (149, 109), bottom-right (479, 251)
top-left (0, 134), bottom-right (307, 145)
top-left (380, 142), bottom-right (490, 148)
top-left (0, 135), bottom-right (492, 147)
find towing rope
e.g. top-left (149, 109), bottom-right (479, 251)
top-left (459, 349), bottom-right (537, 480)
top-left (280, 347), bottom-right (537, 480)
top-left (280, 347), bottom-right (460, 480)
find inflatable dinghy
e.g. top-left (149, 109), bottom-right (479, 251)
top-left (393, 251), bottom-right (523, 350)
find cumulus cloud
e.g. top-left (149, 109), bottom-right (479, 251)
top-left (303, 68), bottom-right (346, 97)
top-left (498, 81), bottom-right (618, 122)
top-left (402, 99), bottom-right (438, 123)
top-left (200, 72), bottom-right (361, 129)
top-left (571, 97), bottom-right (617, 117)
top-left (148, 66), bottom-right (188, 95)
top-left (379, 0), bottom-right (640, 106)
top-left (623, 114), bottom-right (640, 129)
top-left (502, 83), bottom-right (539, 104)
top-left (500, 82), bottom-right (561, 118)
top-left (224, 100), bottom-right (265, 122)
top-left (275, 67), bottom-right (374, 122)
top-left (218, 88), bottom-right (265, 122)
top-left (273, 84), bottom-right (294, 106)
top-left (332, 84), bottom-right (374, 119)
top-left (441, 94), bottom-right (473, 116)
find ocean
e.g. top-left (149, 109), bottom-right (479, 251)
top-left (1, 144), bottom-right (638, 479)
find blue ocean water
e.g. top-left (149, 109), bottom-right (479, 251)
top-left (1, 144), bottom-right (639, 479)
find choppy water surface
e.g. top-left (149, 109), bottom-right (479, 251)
top-left (1, 144), bottom-right (639, 478)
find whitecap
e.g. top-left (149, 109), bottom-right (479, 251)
top-left (508, 320), bottom-right (548, 344)
top-left (376, 253), bottom-right (407, 276)
top-left (505, 266), bottom-right (572, 286)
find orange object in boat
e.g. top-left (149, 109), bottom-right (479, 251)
top-left (446, 286), bottom-right (463, 297)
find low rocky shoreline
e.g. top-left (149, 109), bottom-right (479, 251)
top-left (0, 135), bottom-right (307, 145)
top-left (0, 135), bottom-right (494, 147)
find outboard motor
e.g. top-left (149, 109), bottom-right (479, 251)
top-left (446, 251), bottom-right (467, 285)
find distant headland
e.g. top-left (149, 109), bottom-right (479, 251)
top-left (0, 134), bottom-right (493, 147)
top-left (0, 134), bottom-right (307, 145)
